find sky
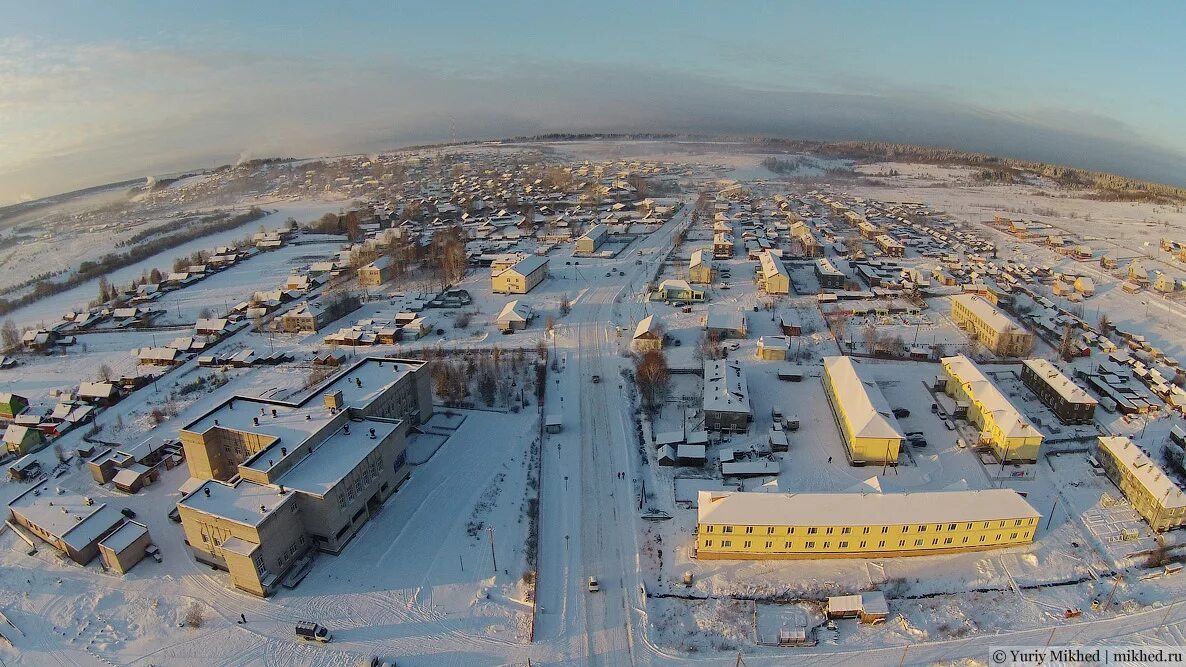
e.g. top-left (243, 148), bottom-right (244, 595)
top-left (2, 1), bottom-right (1185, 204)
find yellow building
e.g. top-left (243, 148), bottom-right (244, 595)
top-left (632, 315), bottom-right (663, 352)
top-left (575, 224), bottom-right (608, 253)
top-left (757, 249), bottom-right (790, 295)
top-left (949, 294), bottom-right (1034, 357)
top-left (491, 255), bottom-right (548, 294)
top-left (755, 336), bottom-right (789, 361)
top-left (941, 355), bottom-right (1043, 463)
top-left (822, 356), bottom-right (903, 465)
top-left (688, 249), bottom-right (715, 284)
top-left (696, 489), bottom-right (1040, 559)
top-left (1097, 436), bottom-right (1186, 532)
top-left (357, 256), bottom-right (393, 287)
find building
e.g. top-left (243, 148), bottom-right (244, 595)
top-left (1154, 272), bottom-right (1177, 294)
top-left (695, 489), bottom-right (1040, 559)
top-left (827, 592), bottom-right (889, 623)
top-left (0, 392), bottom-right (29, 420)
top-left (712, 232), bottom-right (734, 259)
top-left (756, 336), bottom-right (789, 361)
top-left (821, 356), bottom-right (904, 465)
top-left (3, 424), bottom-right (43, 456)
top-left (949, 294), bottom-right (1034, 357)
top-left (654, 279), bottom-right (705, 303)
top-left (98, 520), bottom-right (152, 574)
top-left (632, 315), bottom-right (663, 352)
top-left (575, 224), bottom-right (608, 253)
top-left (176, 358), bottom-right (431, 597)
top-left (941, 355), bottom-right (1043, 463)
top-left (1097, 436), bottom-right (1186, 532)
top-left (756, 250), bottom-right (790, 295)
top-left (7, 486), bottom-right (130, 564)
top-left (703, 360), bottom-right (751, 431)
top-left (704, 308), bottom-right (747, 339)
top-left (688, 249), bottom-right (715, 284)
top-left (179, 356), bottom-right (432, 482)
top-left (357, 256), bottom-right (394, 286)
top-left (814, 258), bottom-right (846, 289)
top-left (491, 255), bottom-right (548, 294)
top-left (1021, 359), bottom-right (1097, 424)
top-left (280, 301), bottom-right (329, 333)
top-left (790, 221), bottom-right (824, 258)
top-left (874, 234), bottom-right (905, 257)
top-left (495, 300), bottom-right (535, 332)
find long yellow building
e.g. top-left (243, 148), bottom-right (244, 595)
top-left (941, 355), bottom-right (1043, 463)
top-left (696, 489), bottom-right (1040, 559)
top-left (949, 294), bottom-right (1034, 356)
top-left (1097, 436), bottom-right (1186, 532)
top-left (822, 356), bottom-right (903, 465)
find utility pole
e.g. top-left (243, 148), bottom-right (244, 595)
top-left (487, 527), bottom-right (497, 573)
top-left (1045, 495), bottom-right (1059, 531)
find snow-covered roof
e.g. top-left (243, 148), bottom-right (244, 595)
top-left (705, 308), bottom-right (745, 332)
top-left (690, 248), bottom-right (712, 267)
top-left (950, 293), bottom-right (1024, 335)
top-left (698, 489), bottom-right (1039, 527)
top-left (942, 355), bottom-right (1040, 440)
top-left (703, 360), bottom-right (751, 415)
top-left (758, 249), bottom-right (788, 281)
top-left (634, 315), bottom-right (661, 340)
top-left (181, 478), bottom-right (297, 527)
top-left (496, 254), bottom-right (548, 278)
top-left (99, 520), bottom-right (148, 553)
top-left (758, 336), bottom-right (789, 351)
top-left (1022, 358), bottom-right (1096, 406)
top-left (823, 356), bottom-right (903, 440)
top-left (7, 487), bottom-right (124, 552)
top-left (1098, 436), bottom-right (1186, 510)
top-left (815, 258), bottom-right (844, 277)
top-left (496, 300), bottom-right (533, 324)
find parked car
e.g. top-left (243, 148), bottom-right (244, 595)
top-left (591, 375), bottom-right (601, 384)
top-left (120, 508), bottom-right (136, 519)
top-left (167, 507), bottom-right (181, 523)
top-left (892, 408), bottom-right (910, 418)
top-left (957, 438), bottom-right (967, 449)
top-left (943, 419), bottom-right (955, 431)
top-left (369, 658), bottom-right (397, 667)
top-left (587, 576), bottom-right (600, 593)
top-left (295, 622), bottom-right (332, 643)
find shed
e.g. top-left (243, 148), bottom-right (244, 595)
top-left (545, 414), bottom-right (562, 434)
top-left (112, 463), bottom-right (156, 493)
top-left (98, 521), bottom-right (152, 574)
top-left (657, 445), bottom-right (676, 466)
top-left (827, 591), bottom-right (889, 623)
top-left (676, 444), bottom-right (707, 466)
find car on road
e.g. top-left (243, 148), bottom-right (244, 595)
top-left (591, 375), bottom-right (601, 384)
top-left (957, 438), bottom-right (967, 449)
top-left (587, 576), bottom-right (600, 592)
top-left (892, 408), bottom-right (910, 418)
top-left (943, 419), bottom-right (955, 431)
top-left (606, 272), bottom-right (611, 277)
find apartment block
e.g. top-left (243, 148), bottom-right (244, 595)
top-left (1097, 436), bottom-right (1186, 532)
top-left (1021, 358), bottom-right (1097, 424)
top-left (949, 294), bottom-right (1034, 357)
top-left (822, 356), bottom-right (903, 465)
top-left (942, 355), bottom-right (1043, 463)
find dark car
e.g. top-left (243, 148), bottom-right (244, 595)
top-left (120, 508), bottom-right (137, 519)
top-left (892, 408), bottom-right (910, 418)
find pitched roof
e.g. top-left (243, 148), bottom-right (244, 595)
top-left (823, 356), bottom-right (903, 440)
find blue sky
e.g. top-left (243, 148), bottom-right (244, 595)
top-left (2, 2), bottom-right (1184, 203)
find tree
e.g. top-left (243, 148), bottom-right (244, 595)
top-left (149, 268), bottom-right (163, 284)
top-left (0, 319), bottom-right (18, 350)
top-left (97, 276), bottom-right (112, 304)
top-left (635, 350), bottom-right (672, 415)
top-left (559, 294), bottom-right (572, 316)
top-left (97, 363), bottom-right (114, 382)
top-left (197, 307), bottom-right (213, 320)
top-left (476, 361), bottom-right (497, 407)
top-left (1058, 325), bottom-right (1076, 361)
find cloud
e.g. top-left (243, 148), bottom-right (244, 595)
top-left (1, 38), bottom-right (1184, 204)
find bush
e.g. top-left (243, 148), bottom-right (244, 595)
top-left (184, 603), bottom-right (205, 628)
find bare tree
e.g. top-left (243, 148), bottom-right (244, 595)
top-left (635, 350), bottom-right (672, 415)
top-left (0, 319), bottom-right (18, 351)
top-left (97, 363), bottom-right (114, 382)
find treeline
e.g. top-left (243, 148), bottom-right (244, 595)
top-left (0, 207), bottom-right (267, 316)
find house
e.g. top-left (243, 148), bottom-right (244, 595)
top-left (942, 355), bottom-right (1043, 463)
top-left (575, 224), bottom-right (608, 253)
top-left (756, 336), bottom-right (789, 361)
top-left (7, 486), bottom-right (128, 565)
top-left (138, 347), bottom-right (183, 367)
top-left (1097, 436), bottom-right (1186, 532)
top-left (676, 444), bottom-right (706, 466)
top-left (491, 255), bottom-right (548, 294)
top-left (545, 414), bottom-right (562, 434)
top-left (688, 249), bottom-right (715, 284)
top-left (1154, 272), bottom-right (1177, 294)
top-left (712, 232), bottom-right (734, 259)
top-left (632, 315), bottom-right (663, 352)
top-left (704, 309), bottom-right (747, 339)
top-left (814, 258), bottom-right (847, 289)
top-left (3, 424), bottom-right (43, 456)
top-left (496, 300), bottom-right (535, 332)
top-left (757, 250), bottom-right (790, 295)
top-left (694, 489), bottom-right (1039, 559)
top-left (949, 294), bottom-right (1034, 357)
top-left (655, 279), bottom-right (704, 303)
top-left (0, 393), bottom-right (29, 420)
top-left (1129, 260), bottom-right (1150, 285)
top-left (874, 234), bottom-right (904, 257)
top-left (358, 256), bottom-right (394, 286)
top-left (98, 521), bottom-right (152, 574)
top-left (703, 360), bottom-right (751, 431)
top-left (280, 301), bottom-right (329, 333)
top-left (822, 356), bottom-right (904, 466)
top-left (1074, 276), bottom-right (1095, 296)
top-left (285, 274), bottom-right (313, 291)
top-left (78, 382), bottom-right (121, 407)
top-left (1020, 359), bottom-right (1096, 424)
top-left (195, 318), bottom-right (231, 336)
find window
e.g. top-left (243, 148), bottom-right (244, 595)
top-left (788, 527), bottom-right (795, 535)
top-left (784, 541), bottom-right (793, 549)
top-left (914, 539), bottom-right (923, 547)
top-left (962, 537), bottom-right (968, 544)
top-left (723, 526), bottom-right (733, 533)
top-left (839, 541), bottom-right (848, 548)
top-left (1014, 519), bottom-right (1022, 526)
top-left (743, 540), bottom-right (751, 548)
top-left (898, 540), bottom-right (906, 547)
top-left (966, 522), bottom-right (973, 530)
top-left (944, 537), bottom-right (953, 545)
top-left (948, 523), bottom-right (957, 531)
top-left (767, 527), bottom-right (775, 535)
top-left (932, 538), bottom-right (939, 545)
top-left (704, 540), bottom-right (713, 547)
top-left (878, 540), bottom-right (886, 548)
top-left (721, 540), bottom-right (732, 547)
top-left (859, 541), bottom-right (866, 548)
top-left (807, 527), bottom-right (817, 534)
top-left (862, 527), bottom-right (870, 534)
top-left (1010, 532), bottom-right (1018, 540)
top-left (704, 525), bottom-right (714, 533)
top-left (882, 526), bottom-right (889, 534)
top-left (765, 541), bottom-right (772, 549)
top-left (979, 535), bottom-right (986, 542)
top-left (745, 526), bottom-right (754, 534)
top-left (841, 527), bottom-right (851, 534)
top-left (998, 521), bottom-right (1006, 528)
top-left (823, 542), bottom-right (830, 549)
top-left (918, 525), bottom-right (927, 532)
top-left (995, 534), bottom-right (1002, 541)
top-left (826, 527), bottom-right (834, 535)
top-left (805, 541), bottom-right (815, 549)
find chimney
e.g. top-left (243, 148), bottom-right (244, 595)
top-left (355, 378), bottom-right (362, 388)
top-left (281, 447), bottom-right (287, 456)
top-left (253, 417), bottom-right (259, 426)
top-left (260, 505), bottom-right (267, 513)
top-left (271, 409), bottom-right (278, 418)
top-left (344, 424), bottom-right (350, 435)
top-left (268, 459), bottom-right (273, 467)
top-left (204, 487), bottom-right (211, 497)
top-left (306, 414), bottom-right (311, 420)
top-left (228, 399), bottom-right (234, 409)
top-left (279, 485), bottom-right (286, 495)
top-left (214, 419), bottom-right (219, 426)
top-left (369, 428), bottom-right (376, 439)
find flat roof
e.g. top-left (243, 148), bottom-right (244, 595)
top-left (1099, 436), bottom-right (1186, 510)
top-left (1022, 358), bottom-right (1097, 406)
top-left (823, 357), bottom-right (903, 440)
top-left (950, 293), bottom-right (1024, 334)
top-left (942, 355), bottom-right (1041, 440)
top-left (99, 520), bottom-right (148, 553)
top-left (704, 360), bottom-right (751, 415)
top-left (180, 478), bottom-right (296, 527)
top-left (280, 420), bottom-right (400, 497)
top-left (699, 489), bottom-right (1040, 527)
